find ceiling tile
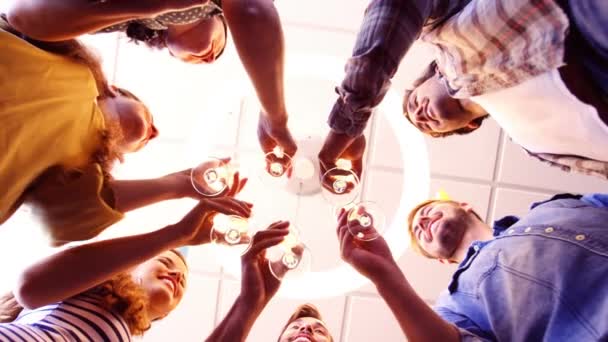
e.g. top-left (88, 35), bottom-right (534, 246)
top-left (344, 295), bottom-right (405, 342)
top-left (497, 136), bottom-right (608, 193)
top-left (277, 0), bottom-right (370, 32)
top-left (490, 188), bottom-right (555, 223)
top-left (427, 118), bottom-right (502, 181)
top-left (429, 178), bottom-right (492, 221)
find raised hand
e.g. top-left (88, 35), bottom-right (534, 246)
top-left (240, 221), bottom-right (290, 310)
top-left (336, 208), bottom-right (398, 283)
top-left (318, 131), bottom-right (365, 193)
top-left (164, 158), bottom-right (248, 199)
top-left (174, 197), bottom-right (253, 246)
top-left (258, 112), bottom-right (298, 175)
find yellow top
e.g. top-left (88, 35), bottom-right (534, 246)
top-left (0, 28), bottom-right (123, 245)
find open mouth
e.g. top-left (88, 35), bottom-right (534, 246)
top-left (293, 336), bottom-right (312, 342)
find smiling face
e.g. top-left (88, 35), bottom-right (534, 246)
top-left (409, 201), bottom-right (474, 260)
top-left (403, 63), bottom-right (488, 137)
top-left (129, 250), bottom-right (188, 320)
top-left (278, 317), bottom-right (331, 342)
top-left (166, 16), bottom-right (227, 64)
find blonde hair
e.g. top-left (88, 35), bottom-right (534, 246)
top-left (407, 199), bottom-right (484, 259)
top-left (278, 304), bottom-right (334, 342)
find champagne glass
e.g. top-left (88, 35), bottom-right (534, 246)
top-left (209, 214), bottom-right (258, 256)
top-left (191, 157), bottom-right (234, 197)
top-left (258, 146), bottom-right (293, 188)
top-left (266, 226), bottom-right (312, 280)
top-left (321, 160), bottom-right (386, 241)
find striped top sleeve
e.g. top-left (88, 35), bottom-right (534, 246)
top-left (0, 294), bottom-right (131, 342)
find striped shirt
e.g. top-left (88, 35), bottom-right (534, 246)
top-left (0, 294), bottom-right (131, 342)
top-left (328, 0), bottom-right (569, 137)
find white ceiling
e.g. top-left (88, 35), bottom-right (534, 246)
top-left (2, 1), bottom-right (608, 341)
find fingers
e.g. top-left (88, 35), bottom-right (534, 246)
top-left (336, 208), bottom-right (348, 233)
top-left (244, 222), bottom-right (290, 257)
top-left (206, 198), bottom-right (253, 218)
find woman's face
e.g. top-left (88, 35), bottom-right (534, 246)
top-left (278, 317), bottom-right (331, 342)
top-left (130, 251), bottom-right (188, 320)
top-left (100, 93), bottom-right (158, 153)
top-left (166, 16), bottom-right (226, 64)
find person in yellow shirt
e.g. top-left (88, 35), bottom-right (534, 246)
top-left (0, 17), bottom-right (246, 246)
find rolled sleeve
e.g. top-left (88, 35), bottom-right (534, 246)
top-left (434, 306), bottom-right (493, 342)
top-left (26, 164), bottom-right (124, 246)
top-left (328, 0), bottom-right (436, 136)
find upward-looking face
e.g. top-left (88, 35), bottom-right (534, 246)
top-left (404, 73), bottom-right (486, 136)
top-left (130, 251), bottom-right (188, 320)
top-left (410, 202), bottom-right (473, 260)
top-left (98, 92), bottom-right (159, 153)
top-left (166, 16), bottom-right (226, 64)
top-left (278, 317), bottom-right (331, 342)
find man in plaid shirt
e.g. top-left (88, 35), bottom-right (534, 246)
top-left (318, 0), bottom-right (608, 181)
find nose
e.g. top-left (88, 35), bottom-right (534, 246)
top-left (169, 271), bottom-right (183, 286)
top-left (299, 324), bottom-right (313, 334)
top-left (150, 124), bottom-right (159, 140)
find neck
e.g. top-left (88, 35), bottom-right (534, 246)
top-left (451, 219), bottom-right (493, 263)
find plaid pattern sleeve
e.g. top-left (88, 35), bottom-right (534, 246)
top-left (327, 0), bottom-right (440, 137)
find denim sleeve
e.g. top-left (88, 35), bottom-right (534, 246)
top-left (434, 307), bottom-right (493, 342)
top-left (581, 194), bottom-right (608, 208)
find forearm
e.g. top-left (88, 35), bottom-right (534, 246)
top-left (7, 0), bottom-right (160, 41)
top-left (109, 177), bottom-right (180, 213)
top-left (329, 0), bottom-right (432, 136)
top-left (374, 271), bottom-right (460, 342)
top-left (222, 0), bottom-right (287, 122)
top-left (206, 295), bottom-right (262, 342)
top-left (14, 224), bottom-right (185, 309)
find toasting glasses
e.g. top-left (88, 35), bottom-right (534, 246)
top-left (320, 159), bottom-right (386, 241)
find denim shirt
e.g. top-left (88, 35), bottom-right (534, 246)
top-left (433, 194), bottom-right (608, 341)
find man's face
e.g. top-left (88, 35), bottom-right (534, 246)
top-left (278, 317), bottom-right (331, 342)
top-left (410, 201), bottom-right (472, 260)
top-left (404, 74), bottom-right (486, 136)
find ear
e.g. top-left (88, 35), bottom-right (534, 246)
top-left (466, 120), bottom-right (481, 130)
top-left (459, 202), bottom-right (474, 212)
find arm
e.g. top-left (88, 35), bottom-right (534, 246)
top-left (206, 295), bottom-right (263, 342)
top-left (336, 209), bottom-right (459, 342)
top-left (207, 222), bottom-right (288, 341)
top-left (14, 197), bottom-right (252, 309)
top-left (374, 269), bottom-right (460, 342)
top-left (319, 0), bottom-right (436, 170)
top-left (222, 0), bottom-right (298, 159)
top-left (109, 167), bottom-right (246, 213)
top-left (7, 0), bottom-right (206, 41)
top-left (222, 0), bottom-right (287, 125)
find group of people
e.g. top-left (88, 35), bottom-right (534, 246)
top-left (0, 0), bottom-right (607, 340)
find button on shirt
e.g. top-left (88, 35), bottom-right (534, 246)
top-left (433, 194), bottom-right (608, 341)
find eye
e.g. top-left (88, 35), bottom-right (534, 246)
top-left (315, 329), bottom-right (327, 335)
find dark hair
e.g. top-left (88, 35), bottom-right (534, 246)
top-left (277, 304), bottom-right (334, 341)
top-left (403, 61), bottom-right (489, 138)
top-left (125, 13), bottom-right (228, 60)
